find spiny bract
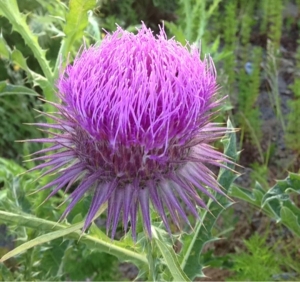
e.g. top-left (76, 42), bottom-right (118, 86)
top-left (28, 24), bottom-right (229, 240)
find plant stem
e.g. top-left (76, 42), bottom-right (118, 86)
top-left (145, 238), bottom-right (156, 281)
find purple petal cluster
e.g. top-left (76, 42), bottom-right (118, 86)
top-left (28, 24), bottom-right (229, 239)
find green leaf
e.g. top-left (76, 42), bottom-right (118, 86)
top-left (262, 173), bottom-right (300, 237)
top-left (64, 0), bottom-right (95, 41)
top-left (229, 183), bottom-right (276, 219)
top-left (210, 36), bottom-right (220, 53)
top-left (207, 0), bottom-right (222, 18)
top-left (179, 119), bottom-right (238, 280)
top-left (0, 33), bottom-right (10, 59)
top-left (152, 227), bottom-right (190, 282)
top-left (0, 37), bottom-right (51, 103)
top-left (55, 0), bottom-right (96, 78)
top-left (0, 210), bottom-right (148, 267)
top-left (230, 182), bottom-right (265, 208)
top-left (230, 172), bottom-right (300, 238)
top-left (0, 157), bottom-right (26, 177)
top-left (0, 35), bottom-right (29, 70)
top-left (262, 173), bottom-right (300, 204)
top-left (280, 206), bottom-right (300, 237)
top-left (0, 222), bottom-right (84, 262)
top-left (0, 81), bottom-right (38, 97)
top-left (0, 0), bottom-right (55, 115)
top-left (0, 263), bottom-right (15, 281)
top-left (164, 22), bottom-right (186, 45)
top-left (0, 0), bottom-right (54, 99)
top-left (87, 222), bottom-right (129, 249)
top-left (11, 49), bottom-right (30, 71)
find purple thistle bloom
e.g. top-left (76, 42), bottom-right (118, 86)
top-left (28, 24), bottom-right (230, 240)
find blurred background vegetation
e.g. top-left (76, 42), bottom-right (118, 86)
top-left (1, 0), bottom-right (300, 280)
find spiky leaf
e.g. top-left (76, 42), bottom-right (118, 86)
top-left (230, 173), bottom-right (300, 237)
top-left (179, 119), bottom-right (237, 280)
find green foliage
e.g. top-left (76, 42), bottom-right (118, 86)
top-left (228, 233), bottom-right (281, 281)
top-left (259, 0), bottom-right (269, 34)
top-left (165, 0), bottom-right (230, 63)
top-left (0, 81), bottom-right (43, 160)
top-left (228, 230), bottom-right (300, 281)
top-left (267, 0), bottom-right (283, 50)
top-left (179, 119), bottom-right (237, 280)
top-left (0, 0), bottom-right (98, 107)
top-left (57, 0), bottom-right (96, 77)
top-left (230, 172), bottom-right (300, 237)
top-left (64, 245), bottom-right (120, 281)
top-left (97, 0), bottom-right (178, 32)
top-left (250, 162), bottom-right (269, 188)
top-left (222, 0), bottom-right (238, 92)
top-left (152, 227), bottom-right (190, 281)
top-left (286, 39), bottom-right (300, 152)
top-left (266, 40), bottom-right (285, 130)
top-left (263, 0), bottom-right (284, 131)
top-left (0, 0), bottom-right (98, 159)
top-left (238, 26), bottom-right (263, 147)
top-left (0, 1), bottom-right (51, 71)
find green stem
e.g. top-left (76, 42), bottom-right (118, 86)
top-left (145, 239), bottom-right (156, 281)
top-left (180, 199), bottom-right (212, 270)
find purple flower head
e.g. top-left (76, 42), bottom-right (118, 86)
top-left (28, 24), bottom-right (229, 239)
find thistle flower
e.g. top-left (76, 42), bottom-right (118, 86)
top-left (28, 24), bottom-right (230, 239)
